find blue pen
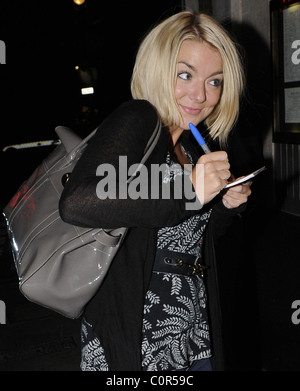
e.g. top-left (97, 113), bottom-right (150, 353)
top-left (189, 122), bottom-right (211, 154)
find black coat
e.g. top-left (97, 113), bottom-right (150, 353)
top-left (59, 100), bottom-right (246, 371)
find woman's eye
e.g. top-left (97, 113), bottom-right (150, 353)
top-left (178, 72), bottom-right (191, 81)
top-left (209, 78), bottom-right (223, 87)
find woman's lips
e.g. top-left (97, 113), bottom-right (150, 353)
top-left (180, 105), bottom-right (202, 115)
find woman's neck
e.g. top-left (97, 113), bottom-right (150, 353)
top-left (169, 125), bottom-right (183, 147)
top-left (168, 126), bottom-right (190, 166)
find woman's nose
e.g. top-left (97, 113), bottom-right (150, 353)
top-left (190, 82), bottom-right (206, 103)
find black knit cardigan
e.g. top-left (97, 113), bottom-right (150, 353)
top-left (59, 100), bottom-right (246, 371)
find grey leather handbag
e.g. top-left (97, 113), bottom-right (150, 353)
top-left (3, 118), bottom-right (161, 319)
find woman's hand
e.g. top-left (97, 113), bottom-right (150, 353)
top-left (190, 151), bottom-right (231, 205)
top-left (221, 180), bottom-right (252, 209)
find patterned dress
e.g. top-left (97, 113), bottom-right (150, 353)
top-left (141, 215), bottom-right (212, 370)
top-left (80, 148), bottom-right (212, 371)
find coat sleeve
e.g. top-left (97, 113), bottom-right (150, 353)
top-left (208, 198), bottom-right (247, 241)
top-left (59, 100), bottom-right (200, 229)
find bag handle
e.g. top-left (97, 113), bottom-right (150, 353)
top-left (128, 117), bottom-right (162, 181)
top-left (55, 126), bottom-right (84, 153)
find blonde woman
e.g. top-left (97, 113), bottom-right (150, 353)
top-left (60, 11), bottom-right (251, 371)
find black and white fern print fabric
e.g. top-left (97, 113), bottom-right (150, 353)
top-left (141, 211), bottom-right (211, 371)
top-left (142, 273), bottom-right (210, 371)
top-left (80, 318), bottom-right (108, 371)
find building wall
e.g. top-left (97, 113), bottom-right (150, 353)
top-left (208, 1), bottom-right (300, 371)
top-left (210, 0), bottom-right (300, 216)
top-left (212, 0), bottom-right (273, 160)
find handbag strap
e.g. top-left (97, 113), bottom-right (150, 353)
top-left (143, 116), bottom-right (162, 159)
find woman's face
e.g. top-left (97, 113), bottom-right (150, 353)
top-left (175, 39), bottom-right (223, 131)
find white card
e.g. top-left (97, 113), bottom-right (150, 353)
top-left (225, 166), bottom-right (267, 188)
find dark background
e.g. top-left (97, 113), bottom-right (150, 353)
top-left (0, 0), bottom-right (184, 204)
top-left (0, 0), bottom-right (299, 372)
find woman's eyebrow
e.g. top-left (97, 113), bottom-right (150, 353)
top-left (208, 70), bottom-right (223, 77)
top-left (178, 61), bottom-right (223, 77)
top-left (178, 61), bottom-right (196, 71)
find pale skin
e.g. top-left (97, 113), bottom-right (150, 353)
top-left (170, 39), bottom-right (251, 209)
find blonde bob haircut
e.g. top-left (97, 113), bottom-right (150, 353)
top-left (131, 11), bottom-right (245, 144)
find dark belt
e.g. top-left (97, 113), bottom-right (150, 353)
top-left (153, 248), bottom-right (207, 278)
